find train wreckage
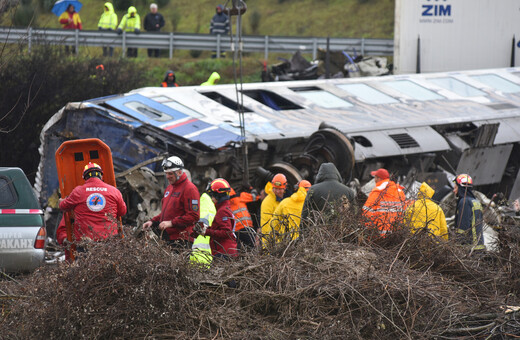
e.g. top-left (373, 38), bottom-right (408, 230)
top-left (35, 67), bottom-right (520, 233)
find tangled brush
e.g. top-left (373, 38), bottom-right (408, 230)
top-left (2, 210), bottom-right (520, 339)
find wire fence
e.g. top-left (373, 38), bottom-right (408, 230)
top-left (0, 26), bottom-right (394, 59)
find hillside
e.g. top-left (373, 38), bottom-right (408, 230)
top-left (11, 0), bottom-right (395, 38)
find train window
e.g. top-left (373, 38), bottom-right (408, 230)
top-left (291, 88), bottom-right (353, 108)
top-left (336, 83), bottom-right (398, 104)
top-left (123, 101), bottom-right (173, 122)
top-left (384, 80), bottom-right (444, 101)
top-left (470, 74), bottom-right (520, 93)
top-left (428, 77), bottom-right (485, 97)
top-left (200, 92), bottom-right (253, 112)
top-left (163, 101), bottom-right (203, 118)
top-left (241, 90), bottom-right (303, 110)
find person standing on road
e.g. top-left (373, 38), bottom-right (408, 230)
top-left (117, 6), bottom-right (141, 58)
top-left (210, 4), bottom-right (230, 58)
top-left (98, 2), bottom-right (118, 57)
top-left (453, 174), bottom-right (485, 251)
top-left (59, 4), bottom-right (82, 54)
top-left (58, 162), bottom-right (127, 243)
top-left (143, 3), bottom-right (165, 57)
top-left (142, 156), bottom-right (200, 250)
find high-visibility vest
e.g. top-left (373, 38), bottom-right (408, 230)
top-left (190, 193), bottom-right (215, 266)
top-left (190, 235), bottom-right (212, 267)
top-left (363, 179), bottom-right (407, 235)
top-left (230, 189), bottom-right (257, 231)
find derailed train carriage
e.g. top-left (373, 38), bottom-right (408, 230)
top-left (35, 67), bottom-right (520, 229)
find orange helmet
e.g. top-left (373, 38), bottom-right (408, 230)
top-left (298, 180), bottom-right (312, 190)
top-left (454, 174), bottom-right (473, 187)
top-left (271, 173), bottom-right (287, 189)
top-left (83, 162), bottom-right (103, 180)
top-left (209, 178), bottom-right (231, 194)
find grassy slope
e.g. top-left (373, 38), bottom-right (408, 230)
top-left (35, 0), bottom-right (394, 37)
top-left (5, 0), bottom-right (395, 86)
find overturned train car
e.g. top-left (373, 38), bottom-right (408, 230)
top-left (36, 67), bottom-right (520, 219)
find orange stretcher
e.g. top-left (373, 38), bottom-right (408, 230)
top-left (55, 138), bottom-right (119, 261)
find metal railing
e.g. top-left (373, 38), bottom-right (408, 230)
top-left (0, 26), bottom-right (393, 59)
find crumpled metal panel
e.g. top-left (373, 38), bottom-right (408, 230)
top-left (456, 145), bottom-right (514, 185)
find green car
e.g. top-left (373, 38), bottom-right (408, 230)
top-left (0, 167), bottom-right (47, 273)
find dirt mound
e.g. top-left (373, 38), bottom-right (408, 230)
top-left (2, 214), bottom-right (520, 339)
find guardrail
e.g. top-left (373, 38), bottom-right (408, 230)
top-left (0, 26), bottom-right (393, 59)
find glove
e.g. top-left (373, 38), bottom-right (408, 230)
top-left (193, 221), bottom-right (208, 236)
top-left (116, 28), bottom-right (122, 35)
top-left (134, 28), bottom-right (140, 35)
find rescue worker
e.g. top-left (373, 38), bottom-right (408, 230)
top-left (362, 168), bottom-right (407, 236)
top-left (301, 163), bottom-right (355, 230)
top-left (230, 186), bottom-right (260, 250)
top-left (201, 72), bottom-right (221, 86)
top-left (142, 156), bottom-right (200, 250)
top-left (260, 173), bottom-right (287, 230)
top-left (161, 70), bottom-right (179, 87)
top-left (58, 162), bottom-right (127, 244)
top-left (193, 178), bottom-right (238, 259)
top-left (404, 182), bottom-right (448, 240)
top-left (117, 6), bottom-right (141, 58)
top-left (453, 174), bottom-right (485, 251)
top-left (210, 5), bottom-right (230, 58)
top-left (98, 2), bottom-right (118, 57)
top-left (264, 180), bottom-right (311, 245)
top-left (59, 4), bottom-right (82, 54)
top-left (189, 191), bottom-right (215, 267)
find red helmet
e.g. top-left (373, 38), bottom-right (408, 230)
top-left (272, 173), bottom-right (287, 189)
top-left (298, 180), bottom-right (312, 190)
top-left (83, 162), bottom-right (103, 180)
top-left (209, 178), bottom-right (231, 194)
top-left (454, 174), bottom-right (473, 187)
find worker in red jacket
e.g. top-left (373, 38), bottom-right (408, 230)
top-left (193, 178), bottom-right (238, 259)
top-left (58, 162), bottom-right (127, 243)
top-left (143, 156), bottom-right (200, 250)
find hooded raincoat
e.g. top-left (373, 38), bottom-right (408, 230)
top-left (405, 182), bottom-right (448, 240)
top-left (98, 2), bottom-right (117, 30)
top-left (201, 72), bottom-right (221, 86)
top-left (161, 70), bottom-right (179, 87)
top-left (265, 186), bottom-right (308, 243)
top-left (301, 163), bottom-right (355, 223)
top-left (118, 6), bottom-right (141, 32)
top-left (260, 182), bottom-right (281, 230)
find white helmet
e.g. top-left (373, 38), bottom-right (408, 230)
top-left (162, 156), bottom-right (184, 172)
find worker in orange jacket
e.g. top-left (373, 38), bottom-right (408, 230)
top-left (230, 186), bottom-right (260, 250)
top-left (362, 168), bottom-right (407, 236)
